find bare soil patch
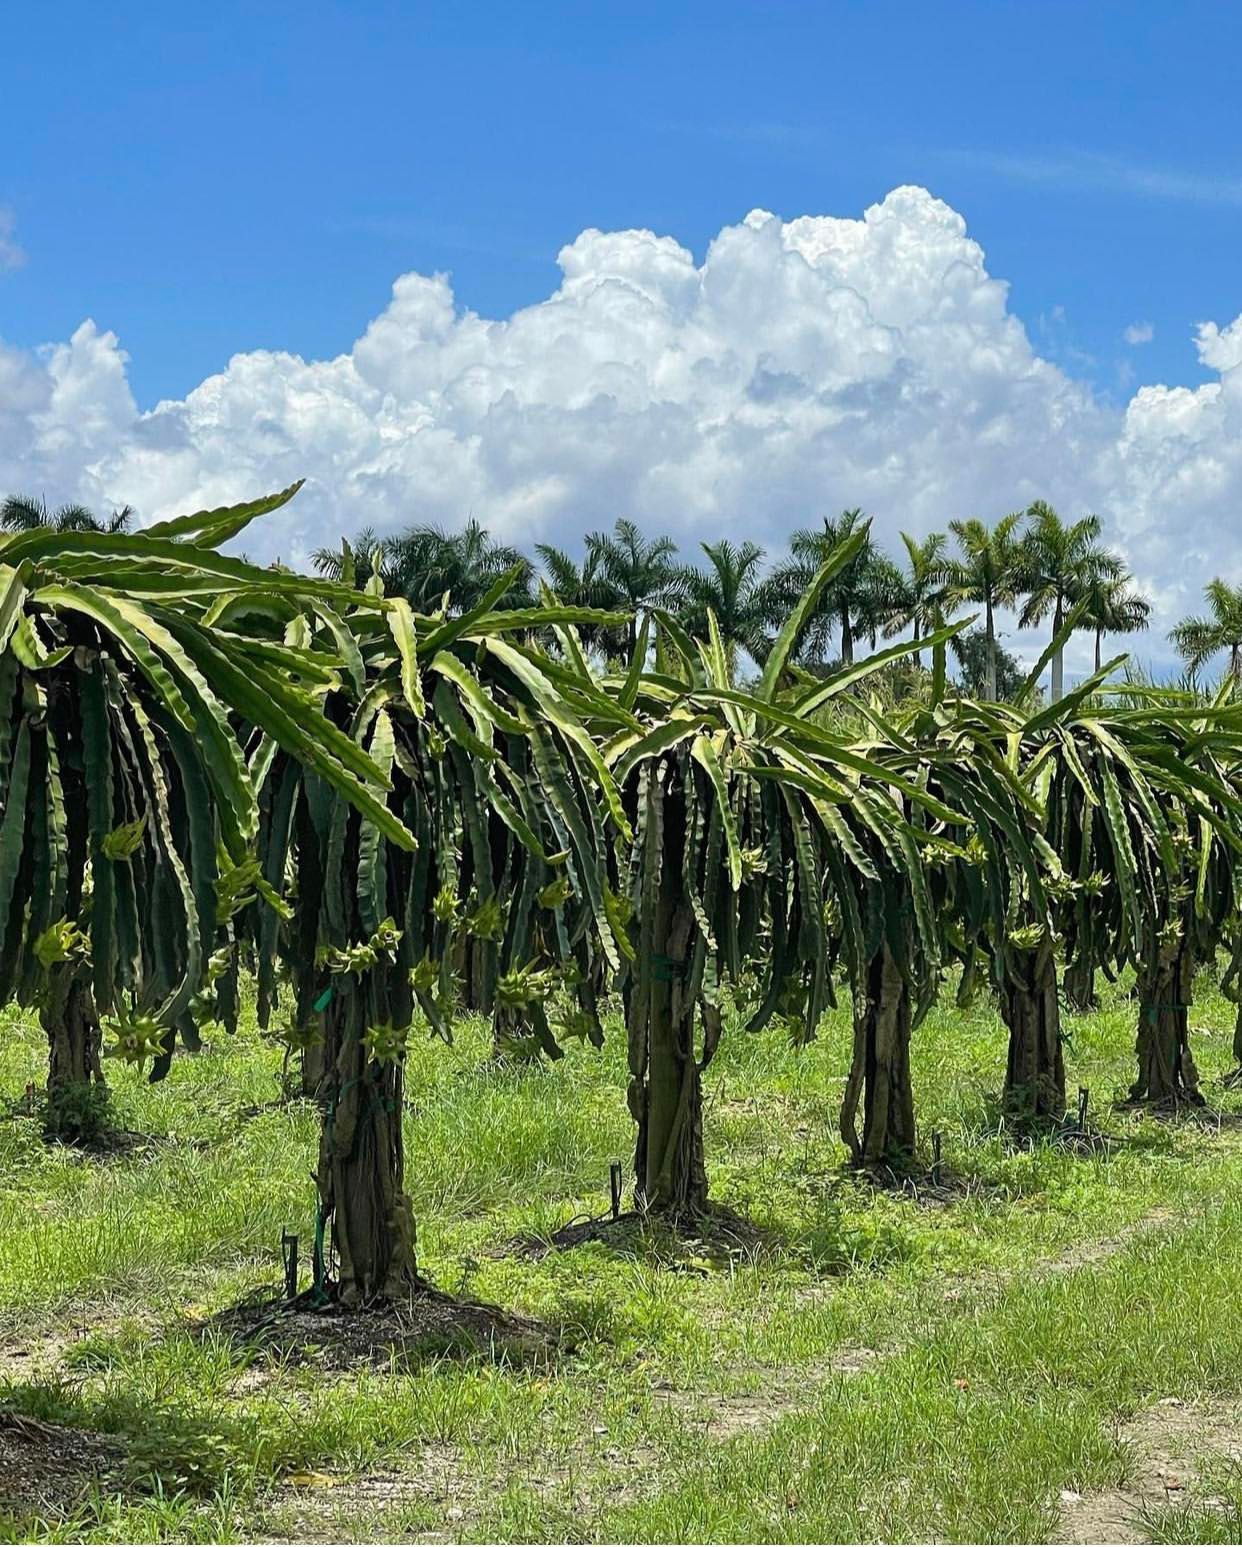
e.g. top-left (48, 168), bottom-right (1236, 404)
top-left (1044, 1207), bottom-right (1177, 1276)
top-left (0, 1409), bottom-right (126, 1518)
top-left (264, 1443), bottom-right (478, 1545)
top-left (653, 1344), bottom-right (882, 1440)
top-left (1058, 1397), bottom-right (1242, 1543)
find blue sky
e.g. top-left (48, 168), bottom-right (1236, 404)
top-left (5, 0), bottom-right (1240, 407)
top-left (4, 1), bottom-right (1241, 681)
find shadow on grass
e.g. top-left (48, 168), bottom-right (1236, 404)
top-left (1112, 1098), bottom-right (1242, 1134)
top-left (961, 1087), bottom-right (1206, 1161)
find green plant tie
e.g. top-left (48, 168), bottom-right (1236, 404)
top-left (310, 1202), bottom-right (330, 1305)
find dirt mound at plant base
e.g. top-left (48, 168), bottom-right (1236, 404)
top-left (0, 1409), bottom-right (126, 1516)
top-left (210, 1285), bottom-right (560, 1370)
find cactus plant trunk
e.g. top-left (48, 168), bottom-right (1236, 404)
top-left (1000, 938), bottom-right (1067, 1125)
top-left (1132, 936), bottom-right (1203, 1107)
top-left (41, 965), bottom-right (106, 1138)
top-left (629, 771), bottom-right (707, 1219)
top-left (1063, 955), bottom-right (1098, 1014)
top-left (315, 981), bottom-right (419, 1304)
top-left (841, 939), bottom-right (915, 1169)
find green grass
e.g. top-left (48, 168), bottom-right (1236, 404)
top-left (3, 972), bottom-right (1242, 1541)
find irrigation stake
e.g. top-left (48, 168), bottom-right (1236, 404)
top-left (1078, 1086), bottom-right (1090, 1130)
top-left (931, 1130), bottom-right (943, 1187)
top-left (281, 1230), bottom-right (299, 1301)
top-left (609, 1161), bottom-right (623, 1220)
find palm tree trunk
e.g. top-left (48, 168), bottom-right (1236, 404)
top-left (1051, 599), bottom-right (1065, 702)
top-left (911, 620), bottom-right (921, 671)
top-left (840, 610), bottom-right (854, 668)
top-left (1094, 626), bottom-right (1103, 674)
top-left (985, 599), bottom-right (998, 701)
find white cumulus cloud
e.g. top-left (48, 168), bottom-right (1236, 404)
top-left (1123, 320), bottom-right (1154, 345)
top-left (0, 185), bottom-right (1239, 671)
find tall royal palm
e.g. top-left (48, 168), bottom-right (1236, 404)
top-left (1170, 579), bottom-right (1242, 684)
top-left (942, 513), bottom-right (1023, 702)
top-left (1017, 502), bottom-right (1121, 700)
top-left (676, 539), bottom-right (771, 663)
top-left (386, 518), bottom-right (532, 612)
top-left (534, 542), bottom-right (620, 652)
top-left (583, 518), bottom-right (682, 656)
top-left (768, 509), bottom-right (902, 667)
top-left (1, 494), bottom-right (134, 534)
top-left (886, 531), bottom-right (951, 667)
top-left (1081, 570), bottom-right (1150, 672)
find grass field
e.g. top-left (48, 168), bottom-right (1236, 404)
top-left (5, 973), bottom-right (1242, 1543)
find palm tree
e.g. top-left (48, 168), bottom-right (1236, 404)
top-left (767, 509), bottom-right (903, 667)
top-left (885, 531), bottom-right (951, 667)
top-left (311, 526), bottom-right (388, 588)
top-left (1017, 502), bottom-right (1122, 700)
top-left (1080, 571), bottom-right (1151, 672)
top-left (942, 513), bottom-right (1024, 701)
top-left (387, 518), bottom-right (532, 612)
top-left (583, 519), bottom-right (682, 655)
top-left (534, 542), bottom-right (620, 653)
top-left (1, 494), bottom-right (133, 533)
top-left (1170, 579), bottom-right (1242, 683)
top-left (317, 518), bottom-right (531, 613)
top-left (676, 539), bottom-right (771, 664)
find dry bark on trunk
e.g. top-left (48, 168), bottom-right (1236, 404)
top-left (1000, 938), bottom-right (1066, 1125)
top-left (301, 1038), bottom-right (325, 1100)
top-left (1132, 937), bottom-right (1203, 1107)
top-left (40, 967), bottom-right (106, 1140)
top-left (316, 983), bottom-right (419, 1304)
top-left (841, 940), bottom-right (915, 1169)
top-left (42, 968), bottom-right (104, 1088)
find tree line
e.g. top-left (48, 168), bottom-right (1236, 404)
top-left (299, 501), bottom-right (1239, 702)
top-left (12, 489), bottom-right (1242, 699)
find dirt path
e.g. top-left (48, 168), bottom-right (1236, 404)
top-left (1058, 1398), bottom-right (1242, 1543)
